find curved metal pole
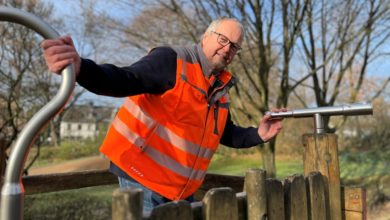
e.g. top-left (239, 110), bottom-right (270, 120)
top-left (0, 6), bottom-right (75, 220)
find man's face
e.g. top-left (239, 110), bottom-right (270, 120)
top-left (202, 20), bottom-right (243, 71)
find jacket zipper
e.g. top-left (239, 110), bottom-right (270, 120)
top-left (139, 123), bottom-right (158, 152)
top-left (177, 77), bottom-right (234, 199)
top-left (177, 102), bottom-right (212, 200)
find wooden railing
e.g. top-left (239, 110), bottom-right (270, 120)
top-left (0, 133), bottom-right (367, 220)
top-left (113, 169), bottom-right (328, 220)
top-left (20, 169), bottom-right (366, 220)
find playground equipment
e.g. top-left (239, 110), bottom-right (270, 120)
top-left (0, 6), bottom-right (75, 220)
top-left (267, 103), bottom-right (372, 134)
top-left (269, 103), bottom-right (372, 220)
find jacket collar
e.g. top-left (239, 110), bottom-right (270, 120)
top-left (196, 44), bottom-right (220, 78)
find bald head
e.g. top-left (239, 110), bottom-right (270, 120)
top-left (201, 18), bottom-right (244, 71)
top-left (203, 18), bottom-right (245, 42)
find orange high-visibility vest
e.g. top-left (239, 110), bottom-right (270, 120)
top-left (99, 47), bottom-right (236, 200)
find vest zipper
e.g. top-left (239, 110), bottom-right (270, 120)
top-left (213, 103), bottom-right (219, 135)
top-left (177, 76), bottom-right (235, 199)
top-left (177, 103), bottom-right (212, 200)
top-left (139, 123), bottom-right (158, 151)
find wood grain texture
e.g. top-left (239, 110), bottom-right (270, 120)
top-left (244, 168), bottom-right (267, 220)
top-left (202, 187), bottom-right (238, 220)
top-left (284, 174), bottom-right (308, 220)
top-left (303, 134), bottom-right (342, 220)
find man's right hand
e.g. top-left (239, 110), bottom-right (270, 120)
top-left (41, 35), bottom-right (81, 75)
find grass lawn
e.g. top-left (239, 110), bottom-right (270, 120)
top-left (208, 153), bottom-right (303, 179)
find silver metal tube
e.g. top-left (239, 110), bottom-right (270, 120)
top-left (268, 103), bottom-right (373, 134)
top-left (0, 6), bottom-right (75, 220)
top-left (268, 103), bottom-right (373, 118)
top-left (314, 113), bottom-right (324, 134)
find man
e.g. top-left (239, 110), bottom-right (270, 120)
top-left (42, 18), bottom-right (285, 211)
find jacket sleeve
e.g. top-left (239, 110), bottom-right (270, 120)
top-left (76, 47), bottom-right (177, 97)
top-left (220, 112), bottom-right (264, 148)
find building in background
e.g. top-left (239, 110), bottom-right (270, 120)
top-left (60, 102), bottom-right (117, 140)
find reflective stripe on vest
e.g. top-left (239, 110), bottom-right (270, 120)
top-left (112, 116), bottom-right (207, 180)
top-left (121, 98), bottom-right (215, 160)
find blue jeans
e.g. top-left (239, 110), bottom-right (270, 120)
top-left (118, 176), bottom-right (194, 212)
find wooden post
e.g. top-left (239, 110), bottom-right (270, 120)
top-left (112, 187), bottom-right (143, 220)
top-left (149, 200), bottom-right (192, 220)
top-left (341, 186), bottom-right (366, 220)
top-left (191, 201), bottom-right (203, 220)
top-left (265, 179), bottom-right (285, 220)
top-left (202, 187), bottom-right (238, 220)
top-left (303, 134), bottom-right (342, 220)
top-left (284, 174), bottom-right (308, 220)
top-left (244, 168), bottom-right (267, 220)
top-left (306, 172), bottom-right (328, 220)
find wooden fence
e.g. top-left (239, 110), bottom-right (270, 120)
top-left (112, 169), bottom-right (366, 220)
top-left (0, 134), bottom-right (367, 220)
top-left (5, 167), bottom-right (366, 220)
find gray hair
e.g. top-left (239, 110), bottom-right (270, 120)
top-left (203, 17), bottom-right (245, 40)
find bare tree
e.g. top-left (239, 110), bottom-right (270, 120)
top-left (297, 0), bottom-right (390, 131)
top-left (0, 0), bottom-right (87, 173)
top-left (0, 0), bottom-right (55, 149)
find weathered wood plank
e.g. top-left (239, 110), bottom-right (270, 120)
top-left (23, 169), bottom-right (117, 194)
top-left (191, 201), bottom-right (203, 220)
top-left (284, 174), bottom-right (308, 220)
top-left (266, 179), bottom-right (285, 220)
top-left (149, 200), bottom-right (192, 220)
top-left (202, 187), bottom-right (238, 220)
top-left (306, 172), bottom-right (328, 220)
top-left (112, 187), bottom-right (143, 220)
top-left (244, 168), bottom-right (267, 220)
top-left (342, 211), bottom-right (364, 220)
top-left (23, 171), bottom-right (244, 196)
top-left (341, 186), bottom-right (366, 220)
top-left (303, 134), bottom-right (342, 220)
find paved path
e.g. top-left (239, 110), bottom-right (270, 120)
top-left (29, 155), bottom-right (110, 175)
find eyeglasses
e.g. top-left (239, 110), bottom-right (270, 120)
top-left (212, 31), bottom-right (242, 53)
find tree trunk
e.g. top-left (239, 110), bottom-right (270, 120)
top-left (49, 121), bottom-right (58, 147)
top-left (259, 140), bottom-right (276, 178)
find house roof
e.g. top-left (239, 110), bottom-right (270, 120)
top-left (62, 103), bottom-right (117, 123)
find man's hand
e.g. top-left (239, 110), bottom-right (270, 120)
top-left (41, 35), bottom-right (81, 75)
top-left (258, 108), bottom-right (287, 142)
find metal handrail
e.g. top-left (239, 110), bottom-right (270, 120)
top-left (0, 6), bottom-right (75, 220)
top-left (268, 103), bottom-right (373, 134)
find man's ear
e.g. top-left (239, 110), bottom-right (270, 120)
top-left (202, 33), bottom-right (209, 42)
